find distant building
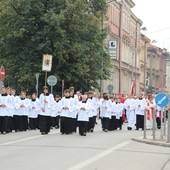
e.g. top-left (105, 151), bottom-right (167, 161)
top-left (166, 54), bottom-right (170, 94)
top-left (101, 0), bottom-right (169, 96)
top-left (146, 45), bottom-right (167, 93)
top-left (102, 0), bottom-right (142, 95)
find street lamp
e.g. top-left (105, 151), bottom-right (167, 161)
top-left (35, 73), bottom-right (40, 96)
top-left (141, 27), bottom-right (147, 31)
top-left (151, 40), bottom-right (157, 44)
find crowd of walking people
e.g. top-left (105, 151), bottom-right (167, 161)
top-left (0, 86), bottom-right (168, 136)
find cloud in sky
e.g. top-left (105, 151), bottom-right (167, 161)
top-left (132, 0), bottom-right (170, 50)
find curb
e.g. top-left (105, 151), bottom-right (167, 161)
top-left (132, 137), bottom-right (170, 148)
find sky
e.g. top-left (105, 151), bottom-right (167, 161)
top-left (132, 0), bottom-right (170, 51)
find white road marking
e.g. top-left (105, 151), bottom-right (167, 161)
top-left (67, 141), bottom-right (131, 170)
top-left (0, 131), bottom-right (60, 146)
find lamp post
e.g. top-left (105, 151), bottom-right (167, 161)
top-left (35, 73), bottom-right (40, 96)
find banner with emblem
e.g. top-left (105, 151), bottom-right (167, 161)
top-left (42, 54), bottom-right (53, 72)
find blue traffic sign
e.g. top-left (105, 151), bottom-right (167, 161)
top-left (155, 93), bottom-right (169, 108)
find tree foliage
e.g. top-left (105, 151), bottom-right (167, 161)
top-left (0, 0), bottom-right (111, 94)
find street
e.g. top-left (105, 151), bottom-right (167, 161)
top-left (0, 121), bottom-right (170, 170)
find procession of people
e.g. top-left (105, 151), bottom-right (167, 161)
top-left (0, 86), bottom-right (168, 136)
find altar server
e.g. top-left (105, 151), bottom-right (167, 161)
top-left (86, 91), bottom-right (97, 132)
top-left (28, 93), bottom-right (40, 130)
top-left (51, 95), bottom-right (61, 129)
top-left (135, 93), bottom-right (147, 130)
top-left (69, 87), bottom-right (79, 133)
top-left (100, 93), bottom-right (112, 132)
top-left (11, 88), bottom-right (20, 132)
top-left (109, 96), bottom-right (117, 131)
top-left (77, 94), bottom-right (89, 136)
top-left (60, 89), bottom-right (74, 135)
top-left (115, 97), bottom-right (125, 130)
top-left (0, 87), bottom-right (10, 134)
top-left (38, 86), bottom-right (55, 135)
top-left (16, 91), bottom-right (30, 131)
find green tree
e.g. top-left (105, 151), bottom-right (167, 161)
top-left (0, 0), bottom-right (111, 93)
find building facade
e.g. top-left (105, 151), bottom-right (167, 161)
top-left (146, 46), bottom-right (167, 94)
top-left (102, 0), bottom-right (142, 95)
top-left (166, 54), bottom-right (170, 93)
top-left (139, 34), bottom-right (150, 92)
top-left (101, 0), bottom-right (168, 95)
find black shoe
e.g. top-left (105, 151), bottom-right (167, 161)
top-left (90, 129), bottom-right (93, 132)
top-left (41, 132), bottom-right (48, 135)
top-left (127, 127), bottom-right (132, 130)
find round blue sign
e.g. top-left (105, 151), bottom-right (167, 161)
top-left (155, 93), bottom-right (169, 108)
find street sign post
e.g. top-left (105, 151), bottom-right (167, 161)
top-left (47, 75), bottom-right (57, 94)
top-left (168, 111), bottom-right (170, 143)
top-left (155, 93), bottom-right (169, 108)
top-left (35, 73), bottom-right (40, 96)
top-left (155, 93), bottom-right (169, 140)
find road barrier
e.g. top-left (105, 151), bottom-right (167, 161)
top-left (168, 111), bottom-right (170, 143)
top-left (143, 109), bottom-right (170, 143)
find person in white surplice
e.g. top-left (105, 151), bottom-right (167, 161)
top-left (135, 93), bottom-right (147, 130)
top-left (124, 94), bottom-right (136, 130)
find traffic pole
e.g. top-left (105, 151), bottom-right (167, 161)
top-left (61, 80), bottom-right (64, 97)
top-left (143, 109), bottom-right (146, 139)
top-left (164, 109), bottom-right (166, 136)
top-left (152, 108), bottom-right (156, 140)
top-left (167, 110), bottom-right (170, 143)
top-left (51, 86), bottom-right (53, 94)
top-left (45, 71), bottom-right (47, 87)
top-left (160, 108), bottom-right (163, 140)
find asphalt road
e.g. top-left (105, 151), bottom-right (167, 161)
top-left (0, 121), bottom-right (170, 170)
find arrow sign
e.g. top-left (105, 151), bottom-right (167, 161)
top-left (155, 93), bottom-right (169, 108)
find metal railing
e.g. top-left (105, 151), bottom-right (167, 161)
top-left (143, 109), bottom-right (170, 143)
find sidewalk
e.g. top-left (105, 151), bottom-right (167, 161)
top-left (132, 135), bottom-right (170, 147)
